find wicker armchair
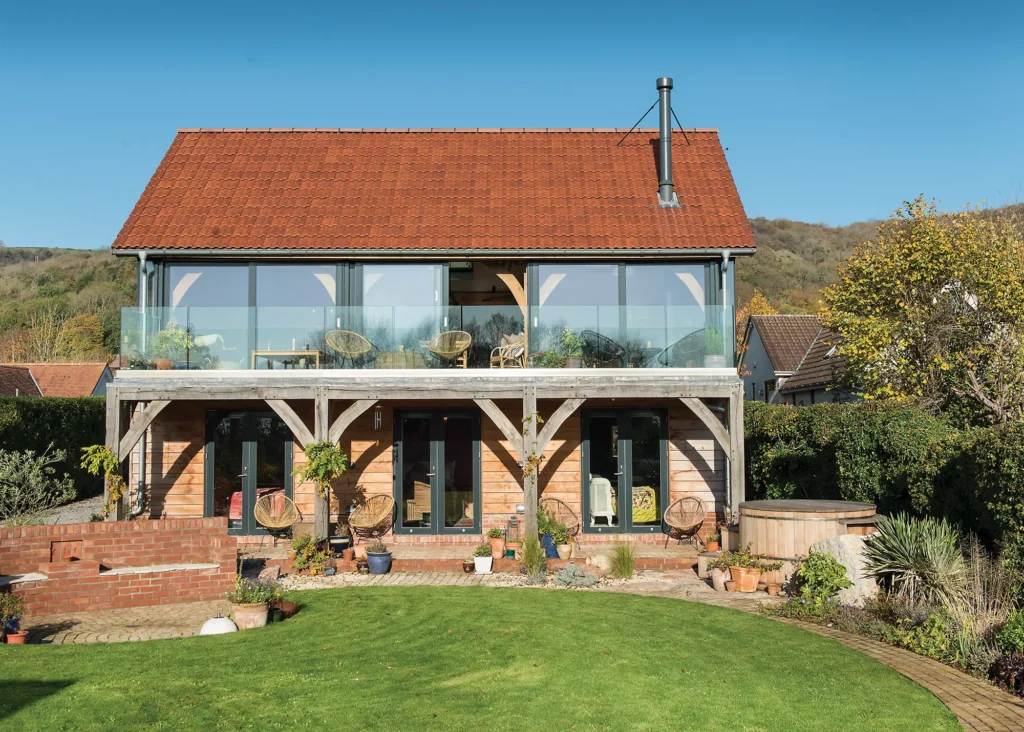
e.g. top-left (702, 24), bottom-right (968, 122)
top-left (325, 330), bottom-right (377, 367)
top-left (427, 331), bottom-right (472, 368)
top-left (349, 494), bottom-right (395, 542)
top-left (490, 334), bottom-right (526, 369)
top-left (539, 497), bottom-right (581, 547)
top-left (663, 496), bottom-right (707, 549)
top-left (254, 493), bottom-right (300, 532)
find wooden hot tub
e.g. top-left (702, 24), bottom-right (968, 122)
top-left (739, 499), bottom-right (878, 583)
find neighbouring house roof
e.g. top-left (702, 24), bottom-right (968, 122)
top-left (779, 328), bottom-right (848, 393)
top-left (110, 128), bottom-right (755, 254)
top-left (2, 362), bottom-right (110, 397)
top-left (745, 315), bottom-right (821, 374)
top-left (0, 365), bottom-right (42, 397)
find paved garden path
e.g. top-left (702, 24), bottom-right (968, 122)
top-left (21, 569), bottom-right (1024, 731)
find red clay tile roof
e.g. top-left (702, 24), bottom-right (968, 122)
top-left (747, 315), bottom-right (821, 374)
top-left (779, 328), bottom-right (848, 393)
top-left (0, 365), bottom-right (42, 397)
top-left (111, 129), bottom-right (754, 253)
top-left (3, 363), bottom-right (110, 397)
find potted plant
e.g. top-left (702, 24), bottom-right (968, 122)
top-left (702, 326), bottom-right (727, 368)
top-left (537, 506), bottom-right (562, 559)
top-left (227, 576), bottom-right (282, 630)
top-left (553, 525), bottom-right (572, 559)
top-left (705, 529), bottom-right (721, 553)
top-left (720, 544), bottom-right (782, 593)
top-left (473, 543), bottom-right (494, 574)
top-left (324, 557), bottom-right (338, 577)
top-left (486, 527), bottom-right (505, 559)
top-left (1, 593), bottom-right (27, 644)
top-left (709, 554), bottom-right (731, 592)
top-left (462, 559), bottom-right (475, 573)
top-left (534, 350), bottom-right (567, 368)
top-left (149, 320), bottom-right (211, 369)
top-left (365, 539), bottom-right (392, 574)
top-left (559, 327), bottom-right (584, 368)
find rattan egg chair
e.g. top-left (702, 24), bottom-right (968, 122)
top-left (663, 496), bottom-right (707, 549)
top-left (348, 494), bottom-right (395, 542)
top-left (325, 330), bottom-right (376, 367)
top-left (254, 493), bottom-right (300, 532)
top-left (426, 331), bottom-right (472, 368)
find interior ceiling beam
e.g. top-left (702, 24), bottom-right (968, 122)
top-left (265, 399), bottom-right (315, 447)
top-left (536, 398), bottom-right (585, 456)
top-left (329, 399), bottom-right (378, 444)
top-left (679, 397), bottom-right (730, 455)
top-left (473, 399), bottom-right (524, 461)
top-left (117, 400), bottom-right (171, 459)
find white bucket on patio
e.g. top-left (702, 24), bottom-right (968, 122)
top-left (474, 556), bottom-right (493, 575)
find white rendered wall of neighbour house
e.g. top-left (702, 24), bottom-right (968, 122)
top-left (740, 327), bottom-right (786, 404)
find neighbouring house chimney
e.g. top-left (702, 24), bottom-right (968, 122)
top-left (657, 77), bottom-right (680, 207)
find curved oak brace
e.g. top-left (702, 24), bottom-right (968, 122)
top-left (117, 400), bottom-right (170, 459)
top-left (329, 399), bottom-right (378, 444)
top-left (679, 397), bottom-right (730, 455)
top-left (266, 399), bottom-right (315, 447)
top-left (536, 398), bottom-right (585, 456)
top-left (473, 399), bottom-right (524, 462)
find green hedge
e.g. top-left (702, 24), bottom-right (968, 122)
top-left (744, 401), bottom-right (951, 516)
top-left (745, 401), bottom-right (1024, 566)
top-left (0, 397), bottom-right (106, 499)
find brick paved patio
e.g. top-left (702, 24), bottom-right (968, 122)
top-left (19, 568), bottom-right (1024, 731)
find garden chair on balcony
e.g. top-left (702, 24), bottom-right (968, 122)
top-left (540, 496), bottom-right (581, 548)
top-left (581, 330), bottom-right (625, 368)
top-left (325, 330), bottom-right (377, 367)
top-left (349, 494), bottom-right (395, 543)
top-left (589, 477), bottom-right (616, 527)
top-left (427, 330), bottom-right (472, 368)
top-left (254, 492), bottom-right (300, 532)
top-left (653, 329), bottom-right (705, 368)
top-left (663, 496), bottom-right (707, 549)
top-left (490, 334), bottom-right (526, 368)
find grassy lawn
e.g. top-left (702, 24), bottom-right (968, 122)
top-left (1, 587), bottom-right (957, 731)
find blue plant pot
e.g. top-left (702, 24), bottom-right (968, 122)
top-left (540, 534), bottom-right (559, 559)
top-left (3, 617), bottom-right (20, 634)
top-left (366, 552), bottom-right (392, 575)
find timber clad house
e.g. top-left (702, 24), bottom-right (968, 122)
top-left (107, 79), bottom-right (756, 544)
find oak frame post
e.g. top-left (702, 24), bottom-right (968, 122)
top-left (313, 387), bottom-right (330, 538)
top-left (728, 382), bottom-right (745, 520)
top-left (522, 385), bottom-right (539, 536)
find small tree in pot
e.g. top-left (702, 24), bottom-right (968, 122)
top-left (559, 327), bottom-right (584, 368)
top-left (293, 442), bottom-right (348, 502)
top-left (553, 525), bottom-right (572, 559)
top-left (486, 527), bottom-right (505, 559)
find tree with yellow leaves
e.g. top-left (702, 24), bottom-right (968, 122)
top-left (821, 197), bottom-right (1024, 424)
top-left (736, 290), bottom-right (779, 346)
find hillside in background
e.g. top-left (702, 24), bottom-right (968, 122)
top-left (10, 206), bottom-right (1012, 357)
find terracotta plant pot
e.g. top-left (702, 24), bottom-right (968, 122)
top-left (353, 545), bottom-right (368, 560)
top-left (729, 566), bottom-right (762, 593)
top-left (506, 542), bottom-right (522, 558)
top-left (556, 544), bottom-right (572, 560)
top-left (766, 583), bottom-right (782, 597)
top-left (489, 536), bottom-right (505, 560)
top-left (711, 568), bottom-right (729, 592)
top-left (705, 541), bottom-right (720, 553)
top-left (725, 580), bottom-right (736, 592)
top-left (342, 548), bottom-right (355, 562)
top-left (152, 358), bottom-right (174, 370)
top-left (5, 630), bottom-right (28, 645)
top-left (288, 550), bottom-right (298, 561)
top-left (564, 358), bottom-right (583, 368)
top-left (232, 602), bottom-right (269, 630)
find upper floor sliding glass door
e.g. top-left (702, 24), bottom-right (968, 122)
top-left (527, 262), bottom-right (733, 368)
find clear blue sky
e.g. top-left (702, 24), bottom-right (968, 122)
top-left (1, 0), bottom-right (1021, 249)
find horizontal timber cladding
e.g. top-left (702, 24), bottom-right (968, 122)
top-left (130, 398), bottom-right (725, 543)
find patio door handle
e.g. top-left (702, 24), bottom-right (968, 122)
top-left (426, 472), bottom-right (436, 477)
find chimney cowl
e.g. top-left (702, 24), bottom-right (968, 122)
top-left (656, 76), bottom-right (680, 208)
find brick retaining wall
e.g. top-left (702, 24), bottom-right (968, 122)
top-left (0, 519), bottom-right (237, 617)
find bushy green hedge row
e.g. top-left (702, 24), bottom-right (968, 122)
top-left (745, 401), bottom-right (1024, 568)
top-left (0, 397), bottom-right (105, 499)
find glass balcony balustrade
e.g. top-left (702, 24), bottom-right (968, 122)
top-left (120, 304), bottom-right (734, 371)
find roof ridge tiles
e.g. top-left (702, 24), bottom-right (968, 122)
top-left (175, 127), bottom-right (720, 134)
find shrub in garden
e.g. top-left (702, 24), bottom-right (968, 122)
top-left (554, 565), bottom-right (599, 587)
top-left (227, 576), bottom-right (283, 605)
top-left (609, 543), bottom-right (636, 580)
top-left (863, 513), bottom-right (964, 607)
top-left (520, 537), bottom-right (545, 582)
top-left (998, 611), bottom-right (1024, 655)
top-left (792, 551), bottom-right (852, 603)
top-left (0, 445), bottom-right (76, 524)
top-left (989, 653), bottom-right (1024, 698)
